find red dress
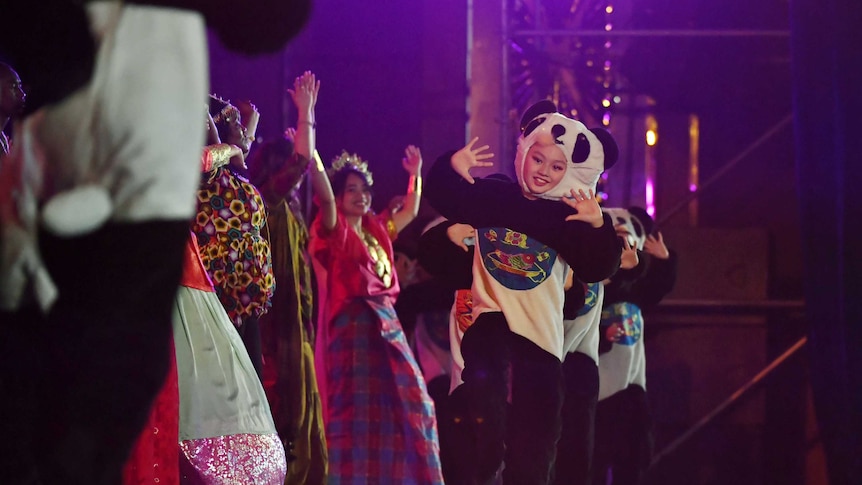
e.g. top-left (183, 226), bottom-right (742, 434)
top-left (309, 212), bottom-right (443, 484)
top-left (122, 336), bottom-right (180, 485)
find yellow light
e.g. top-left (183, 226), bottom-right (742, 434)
top-left (602, 99), bottom-right (611, 108)
top-left (646, 129), bottom-right (657, 146)
top-left (606, 5), bottom-right (614, 14)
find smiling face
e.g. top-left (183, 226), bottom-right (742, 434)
top-left (522, 140), bottom-right (567, 197)
top-left (514, 106), bottom-right (618, 201)
top-left (337, 172), bottom-right (372, 218)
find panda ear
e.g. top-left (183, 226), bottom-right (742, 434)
top-left (628, 206), bottom-right (654, 235)
top-left (520, 100), bottom-right (558, 134)
top-left (630, 218), bottom-right (645, 238)
top-left (590, 128), bottom-right (619, 170)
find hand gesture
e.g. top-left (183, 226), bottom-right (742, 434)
top-left (643, 231), bottom-right (670, 260)
top-left (288, 71), bottom-right (319, 113)
top-left (403, 145), bottom-right (423, 176)
top-left (388, 195), bottom-right (405, 214)
top-left (234, 100), bottom-right (259, 127)
top-left (447, 223), bottom-right (476, 252)
top-left (562, 189), bottom-right (603, 228)
top-left (451, 137), bottom-right (494, 184)
top-left (619, 237), bottom-right (639, 270)
top-left (284, 127), bottom-right (297, 142)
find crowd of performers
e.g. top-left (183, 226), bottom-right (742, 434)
top-left (0, 5), bottom-right (676, 483)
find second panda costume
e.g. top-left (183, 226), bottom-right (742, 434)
top-left (592, 207), bottom-right (678, 485)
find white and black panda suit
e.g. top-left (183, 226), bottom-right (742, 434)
top-left (424, 100), bottom-right (621, 485)
top-left (591, 207), bottom-right (678, 485)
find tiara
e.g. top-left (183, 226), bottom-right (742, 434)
top-left (327, 150), bottom-right (373, 185)
top-left (209, 94), bottom-right (235, 124)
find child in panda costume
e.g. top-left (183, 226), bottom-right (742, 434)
top-left (591, 207), bottom-right (677, 485)
top-left (424, 100), bottom-right (621, 484)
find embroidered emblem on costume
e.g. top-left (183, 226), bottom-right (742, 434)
top-left (577, 282), bottom-right (602, 317)
top-left (600, 301), bottom-right (643, 346)
top-left (479, 228), bottom-right (556, 290)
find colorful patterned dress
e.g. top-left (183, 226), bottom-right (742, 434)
top-left (310, 212), bottom-right (444, 485)
top-left (193, 167), bottom-right (275, 327)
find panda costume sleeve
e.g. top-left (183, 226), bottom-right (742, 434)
top-left (598, 207), bottom-right (678, 354)
top-left (417, 219), bottom-right (475, 292)
top-left (597, 207), bottom-right (678, 394)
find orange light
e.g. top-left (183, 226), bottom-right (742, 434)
top-left (646, 129), bottom-right (657, 146)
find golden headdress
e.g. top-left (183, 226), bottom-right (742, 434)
top-left (327, 150), bottom-right (373, 185)
top-left (209, 94), bottom-right (237, 125)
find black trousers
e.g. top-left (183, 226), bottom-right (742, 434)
top-left (592, 385), bottom-right (654, 485)
top-left (238, 314), bottom-right (264, 383)
top-left (553, 352), bottom-right (600, 485)
top-left (0, 220), bottom-right (188, 485)
top-left (451, 312), bottom-right (564, 485)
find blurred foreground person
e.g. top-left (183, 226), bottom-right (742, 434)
top-left (0, 1), bottom-right (310, 483)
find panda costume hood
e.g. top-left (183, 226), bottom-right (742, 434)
top-left (603, 207), bottom-right (649, 250)
top-left (514, 100), bottom-right (619, 201)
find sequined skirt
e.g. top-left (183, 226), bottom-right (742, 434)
top-left (180, 433), bottom-right (286, 485)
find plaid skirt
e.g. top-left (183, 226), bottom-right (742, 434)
top-left (323, 297), bottom-right (444, 484)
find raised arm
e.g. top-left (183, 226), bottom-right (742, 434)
top-left (424, 140), bottom-right (504, 224)
top-left (235, 100), bottom-right (260, 159)
top-left (288, 71), bottom-right (335, 232)
top-left (390, 145), bottom-right (423, 234)
top-left (287, 71), bottom-right (318, 162)
top-left (310, 150), bottom-right (336, 232)
top-left (417, 220), bottom-right (475, 291)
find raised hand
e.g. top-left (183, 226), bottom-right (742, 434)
top-left (288, 71), bottom-right (320, 114)
top-left (283, 127), bottom-right (297, 142)
top-left (451, 137), bottom-right (494, 184)
top-left (643, 231), bottom-right (670, 260)
top-left (403, 145), bottom-right (423, 176)
top-left (447, 223), bottom-right (476, 252)
top-left (562, 189), bottom-right (604, 228)
top-left (619, 236), bottom-right (639, 270)
top-left (233, 100), bottom-right (259, 128)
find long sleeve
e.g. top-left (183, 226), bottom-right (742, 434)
top-left (417, 219), bottom-right (474, 292)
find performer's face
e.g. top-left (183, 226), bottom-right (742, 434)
top-left (338, 172), bottom-right (371, 217)
top-left (522, 141), bottom-right (567, 196)
top-left (0, 69), bottom-right (25, 118)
